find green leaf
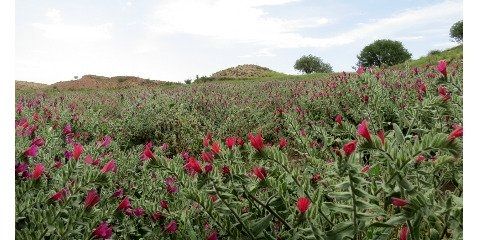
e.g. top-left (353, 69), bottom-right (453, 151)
top-left (251, 214), bottom-right (273, 237)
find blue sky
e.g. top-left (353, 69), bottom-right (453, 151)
top-left (16, 0), bottom-right (463, 83)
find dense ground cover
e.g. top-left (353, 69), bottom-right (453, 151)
top-left (15, 50), bottom-right (463, 239)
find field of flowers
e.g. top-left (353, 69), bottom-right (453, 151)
top-left (15, 57), bottom-right (463, 239)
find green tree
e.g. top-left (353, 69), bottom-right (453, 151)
top-left (357, 39), bottom-right (412, 67)
top-left (450, 20), bottom-right (463, 42)
top-left (294, 54), bottom-right (333, 74)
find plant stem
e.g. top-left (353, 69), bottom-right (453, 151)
top-left (348, 171), bottom-right (360, 240)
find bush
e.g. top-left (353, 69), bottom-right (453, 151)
top-left (357, 39), bottom-right (412, 67)
top-left (294, 54), bottom-right (333, 74)
top-left (450, 20), bottom-right (463, 42)
top-left (428, 49), bottom-right (441, 56)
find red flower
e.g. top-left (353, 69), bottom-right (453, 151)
top-left (160, 200), bottom-right (169, 210)
top-left (151, 211), bottom-right (163, 222)
top-left (391, 197), bottom-right (408, 207)
top-left (201, 151), bottom-right (214, 162)
top-left (296, 197), bottom-right (311, 213)
top-left (50, 188), bottom-right (68, 202)
top-left (448, 126), bottom-right (463, 141)
top-left (31, 163), bottom-right (45, 180)
top-left (437, 60), bottom-right (447, 77)
top-left (437, 85), bottom-right (451, 101)
top-left (335, 114), bottom-right (343, 125)
top-left (165, 220), bottom-right (178, 234)
top-left (99, 135), bottom-right (111, 148)
top-left (203, 133), bottom-right (212, 147)
top-left (211, 142), bottom-right (221, 155)
top-left (84, 189), bottom-right (100, 209)
top-left (416, 155), bottom-right (426, 164)
top-left (112, 188), bottom-right (124, 198)
top-left (342, 140), bottom-right (357, 156)
top-left (207, 231), bottom-right (218, 240)
top-left (117, 197), bottom-right (131, 211)
top-left (357, 120), bottom-right (372, 141)
top-left (279, 137), bottom-right (288, 149)
top-left (204, 163), bottom-right (213, 173)
top-left (377, 130), bottom-right (385, 145)
top-left (63, 124), bottom-right (72, 135)
top-left (225, 137), bottom-right (236, 149)
top-left (84, 155), bottom-right (100, 166)
top-left (72, 143), bottom-right (83, 160)
top-left (133, 207), bottom-right (145, 217)
top-left (92, 222), bottom-right (113, 239)
top-left (221, 165), bottom-right (231, 176)
top-left (24, 144), bottom-right (39, 158)
top-left (184, 157), bottom-right (202, 175)
top-left (252, 166), bottom-right (267, 181)
top-left (357, 66), bottom-right (365, 75)
top-left (141, 143), bottom-right (154, 161)
top-left (399, 224), bottom-right (409, 240)
top-left (101, 160), bottom-right (117, 173)
top-left (248, 133), bottom-right (264, 151)
top-left (31, 137), bottom-right (45, 147)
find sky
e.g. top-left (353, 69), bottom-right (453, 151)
top-left (15, 0), bottom-right (463, 83)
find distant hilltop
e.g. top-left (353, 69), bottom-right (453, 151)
top-left (16, 75), bottom-right (178, 91)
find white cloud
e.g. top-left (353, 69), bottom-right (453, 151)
top-left (45, 8), bottom-right (62, 23)
top-left (32, 9), bottom-right (113, 42)
top-left (147, 0), bottom-right (330, 49)
top-left (394, 36), bottom-right (424, 41)
top-left (146, 0), bottom-right (462, 49)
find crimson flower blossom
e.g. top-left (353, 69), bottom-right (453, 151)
top-left (50, 188), bottom-right (68, 202)
top-left (357, 66), bottom-right (366, 75)
top-left (160, 200), bottom-right (169, 210)
top-left (92, 222), bottom-right (113, 239)
top-left (343, 140), bottom-right (357, 156)
top-left (416, 155), bottom-right (426, 164)
top-left (117, 197), bottom-right (131, 211)
top-left (437, 60), bottom-right (447, 77)
top-left (252, 166), bottom-right (267, 181)
top-left (399, 224), bottom-right (409, 240)
top-left (221, 165), bottom-right (231, 176)
top-left (165, 220), bottom-right (178, 234)
top-left (151, 212), bottom-right (163, 222)
top-left (248, 133), bottom-right (264, 151)
top-left (448, 126), bottom-right (463, 141)
top-left (357, 120), bottom-right (372, 141)
top-left (207, 231), bottom-right (219, 240)
top-left (297, 197), bottom-right (311, 213)
top-left (391, 197), bottom-right (409, 207)
top-left (184, 157), bottom-right (202, 175)
top-left (84, 189), bottom-right (100, 209)
top-left (31, 163), bottom-right (45, 180)
top-left (437, 85), bottom-right (451, 101)
top-left (31, 137), bottom-right (45, 147)
top-left (335, 114), bottom-right (343, 125)
top-left (112, 188), bottom-right (124, 199)
top-left (211, 142), bottom-right (221, 155)
top-left (72, 143), bottom-right (83, 160)
top-left (24, 144), bottom-right (38, 158)
top-left (201, 151), bottom-right (214, 163)
top-left (279, 137), bottom-right (288, 149)
top-left (225, 137), bottom-right (236, 149)
top-left (84, 155), bottom-right (100, 166)
top-left (63, 124), bottom-right (72, 135)
top-left (101, 160), bottom-right (117, 174)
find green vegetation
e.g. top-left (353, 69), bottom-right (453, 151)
top-left (293, 54), bottom-right (333, 74)
top-left (450, 20), bottom-right (463, 43)
top-left (357, 39), bottom-right (412, 67)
